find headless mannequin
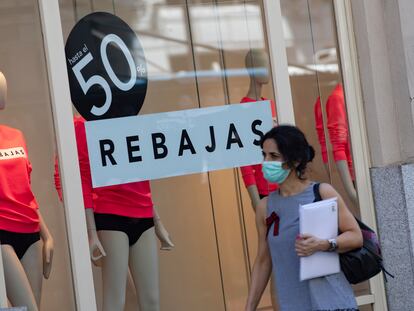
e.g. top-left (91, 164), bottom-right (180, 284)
top-left (244, 49), bottom-right (275, 210)
top-left (71, 115), bottom-right (163, 311)
top-left (0, 72), bottom-right (54, 311)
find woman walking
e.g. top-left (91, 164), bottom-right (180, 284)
top-left (245, 125), bottom-right (362, 311)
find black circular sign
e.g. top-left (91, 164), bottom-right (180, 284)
top-left (65, 12), bottom-right (147, 121)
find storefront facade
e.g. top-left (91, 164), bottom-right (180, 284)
top-left (1, 0), bottom-right (413, 310)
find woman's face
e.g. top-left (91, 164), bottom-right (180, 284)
top-left (262, 138), bottom-right (284, 162)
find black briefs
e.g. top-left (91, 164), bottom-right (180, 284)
top-left (94, 213), bottom-right (154, 246)
top-left (0, 230), bottom-right (40, 260)
top-left (259, 194), bottom-right (268, 199)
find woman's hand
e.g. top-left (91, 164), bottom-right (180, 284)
top-left (88, 229), bottom-right (106, 266)
top-left (42, 236), bottom-right (54, 279)
top-left (295, 234), bottom-right (328, 257)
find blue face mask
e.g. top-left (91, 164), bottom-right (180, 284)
top-left (262, 161), bottom-right (291, 184)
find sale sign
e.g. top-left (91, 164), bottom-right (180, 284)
top-left (65, 12), bottom-right (147, 120)
top-left (65, 13), bottom-right (275, 187)
top-left (85, 101), bottom-right (273, 187)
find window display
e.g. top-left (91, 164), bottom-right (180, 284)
top-left (280, 0), bottom-right (373, 308)
top-left (58, 1), bottom-right (277, 310)
top-left (0, 1), bottom-right (385, 310)
top-left (0, 2), bottom-right (75, 310)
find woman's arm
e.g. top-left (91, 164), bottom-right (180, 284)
top-left (320, 183), bottom-right (362, 253)
top-left (245, 198), bottom-right (272, 311)
top-left (296, 183), bottom-right (362, 257)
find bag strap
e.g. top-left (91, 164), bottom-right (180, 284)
top-left (313, 183), bottom-right (322, 202)
top-left (381, 265), bottom-right (395, 282)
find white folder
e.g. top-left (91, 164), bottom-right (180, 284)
top-left (299, 197), bottom-right (340, 281)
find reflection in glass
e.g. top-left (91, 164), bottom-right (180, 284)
top-left (281, 0), bottom-right (372, 306)
top-left (59, 0), bottom-right (276, 310)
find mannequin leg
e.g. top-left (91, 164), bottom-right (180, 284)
top-left (20, 240), bottom-right (43, 307)
top-left (129, 227), bottom-right (160, 311)
top-left (98, 230), bottom-right (130, 311)
top-left (1, 245), bottom-right (38, 311)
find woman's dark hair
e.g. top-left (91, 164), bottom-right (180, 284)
top-left (260, 125), bottom-right (315, 179)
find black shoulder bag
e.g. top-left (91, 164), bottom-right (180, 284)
top-left (313, 183), bottom-right (394, 284)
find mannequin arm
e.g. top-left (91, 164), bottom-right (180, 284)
top-left (247, 185), bottom-right (261, 211)
top-left (153, 208), bottom-right (174, 250)
top-left (85, 209), bottom-right (106, 264)
top-left (39, 213), bottom-right (54, 279)
top-left (336, 160), bottom-right (357, 206)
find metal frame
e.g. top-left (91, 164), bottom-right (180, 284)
top-left (37, 1), bottom-right (97, 310)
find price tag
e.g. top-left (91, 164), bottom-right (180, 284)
top-left (65, 12), bottom-right (147, 120)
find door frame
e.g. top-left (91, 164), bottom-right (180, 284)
top-left (37, 1), bottom-right (97, 310)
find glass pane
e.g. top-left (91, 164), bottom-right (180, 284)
top-left (281, 0), bottom-right (372, 306)
top-left (0, 1), bottom-right (75, 310)
top-left (59, 0), bottom-right (276, 310)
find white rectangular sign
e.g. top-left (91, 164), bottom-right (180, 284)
top-left (85, 101), bottom-right (273, 187)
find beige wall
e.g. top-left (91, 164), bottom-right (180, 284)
top-left (351, 0), bottom-right (414, 167)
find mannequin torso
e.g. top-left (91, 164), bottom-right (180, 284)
top-left (314, 83), bottom-right (357, 206)
top-left (72, 115), bottom-right (165, 311)
top-left (0, 71), bottom-right (54, 311)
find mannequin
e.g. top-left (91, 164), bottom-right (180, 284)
top-left (240, 49), bottom-right (278, 210)
top-left (314, 83), bottom-right (357, 206)
top-left (72, 116), bottom-right (162, 311)
top-left (0, 71), bottom-right (54, 311)
top-left (241, 50), bottom-right (279, 310)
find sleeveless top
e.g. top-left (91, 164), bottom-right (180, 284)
top-left (267, 182), bottom-right (358, 311)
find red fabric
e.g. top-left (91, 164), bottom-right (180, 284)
top-left (0, 125), bottom-right (39, 233)
top-left (72, 116), bottom-right (153, 218)
top-left (54, 155), bottom-right (63, 202)
top-left (240, 96), bottom-right (277, 119)
top-left (266, 211), bottom-right (280, 237)
top-left (314, 84), bottom-right (354, 179)
top-left (239, 97), bottom-right (278, 195)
